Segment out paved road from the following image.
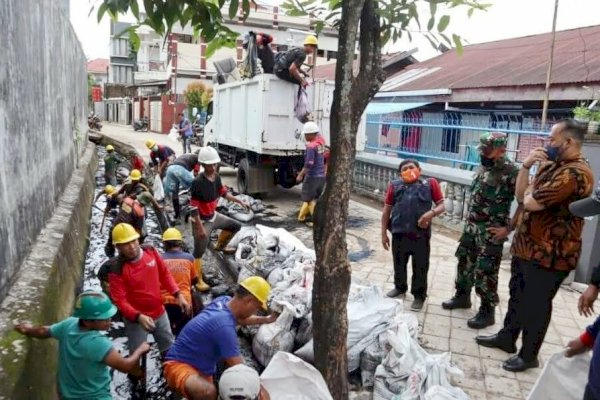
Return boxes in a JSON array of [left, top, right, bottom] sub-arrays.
[[101, 122, 596, 400]]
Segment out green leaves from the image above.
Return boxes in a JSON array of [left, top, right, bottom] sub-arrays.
[[437, 15, 450, 32], [452, 33, 463, 55], [228, 0, 239, 19]]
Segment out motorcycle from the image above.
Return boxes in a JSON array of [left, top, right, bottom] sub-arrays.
[[191, 122, 204, 147], [88, 112, 102, 131], [133, 116, 149, 132]]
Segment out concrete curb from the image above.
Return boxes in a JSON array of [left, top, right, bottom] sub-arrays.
[[0, 142, 98, 400]]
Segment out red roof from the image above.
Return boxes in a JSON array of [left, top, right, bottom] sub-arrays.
[[87, 58, 109, 74], [313, 50, 416, 80], [384, 25, 600, 92]]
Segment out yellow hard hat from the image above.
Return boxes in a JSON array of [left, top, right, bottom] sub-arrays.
[[304, 35, 318, 46], [130, 169, 142, 181], [240, 276, 271, 310], [104, 185, 117, 195], [162, 228, 183, 242], [145, 139, 156, 149], [106, 144, 114, 152], [111, 223, 140, 245]]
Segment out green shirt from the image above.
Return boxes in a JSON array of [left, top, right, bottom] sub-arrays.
[[50, 317, 113, 400], [104, 154, 119, 174]]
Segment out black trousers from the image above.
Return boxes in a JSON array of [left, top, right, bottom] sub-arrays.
[[391, 233, 430, 299], [498, 257, 568, 361], [584, 385, 597, 400], [274, 67, 299, 85]]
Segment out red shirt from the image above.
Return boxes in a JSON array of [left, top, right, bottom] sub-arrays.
[[131, 155, 145, 171], [384, 177, 444, 206], [108, 246, 180, 321], [190, 173, 228, 220]]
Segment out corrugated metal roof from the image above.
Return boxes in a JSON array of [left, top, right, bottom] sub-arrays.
[[384, 25, 600, 92]]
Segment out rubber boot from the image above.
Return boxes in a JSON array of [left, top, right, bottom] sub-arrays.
[[214, 230, 236, 254], [467, 303, 495, 329], [194, 259, 210, 292], [297, 202, 310, 222], [172, 194, 181, 220], [308, 201, 316, 217], [441, 290, 472, 310]]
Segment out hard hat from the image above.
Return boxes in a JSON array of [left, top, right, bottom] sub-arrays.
[[106, 144, 114, 152], [197, 146, 221, 165], [302, 121, 320, 135], [112, 223, 140, 245], [304, 34, 318, 46], [145, 139, 157, 149], [130, 169, 142, 181], [162, 228, 183, 242], [73, 291, 117, 320], [104, 185, 117, 195], [239, 276, 271, 310], [218, 364, 261, 400]]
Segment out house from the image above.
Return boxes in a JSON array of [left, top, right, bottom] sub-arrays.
[[87, 58, 109, 86], [366, 25, 600, 167]]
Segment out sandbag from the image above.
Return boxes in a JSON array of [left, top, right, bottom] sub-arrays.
[[260, 352, 333, 400], [168, 127, 179, 143], [294, 339, 314, 364], [294, 87, 311, 123], [527, 351, 591, 400], [252, 307, 295, 366], [153, 174, 165, 202], [361, 341, 385, 388], [295, 313, 313, 348]]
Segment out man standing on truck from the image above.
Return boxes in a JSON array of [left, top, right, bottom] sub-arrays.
[[273, 35, 318, 88], [296, 121, 326, 223], [189, 146, 249, 292]]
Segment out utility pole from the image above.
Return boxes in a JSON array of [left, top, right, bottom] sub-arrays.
[[541, 0, 559, 129]]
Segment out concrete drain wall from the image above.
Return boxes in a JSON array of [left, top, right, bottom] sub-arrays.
[[0, 142, 98, 400]]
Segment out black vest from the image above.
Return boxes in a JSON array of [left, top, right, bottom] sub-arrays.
[[389, 179, 433, 235]]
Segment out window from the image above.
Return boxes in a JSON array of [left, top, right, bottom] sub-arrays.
[[112, 38, 130, 57], [327, 50, 337, 61], [441, 112, 461, 153], [317, 49, 325, 57]]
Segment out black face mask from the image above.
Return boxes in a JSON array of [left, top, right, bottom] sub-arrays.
[[480, 155, 495, 168]]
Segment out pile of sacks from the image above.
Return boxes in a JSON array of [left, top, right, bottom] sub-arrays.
[[228, 225, 469, 398]]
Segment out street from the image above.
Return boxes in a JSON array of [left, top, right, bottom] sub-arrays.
[[102, 122, 596, 400]]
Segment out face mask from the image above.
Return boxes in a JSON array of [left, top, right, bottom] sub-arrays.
[[480, 155, 495, 168], [401, 168, 421, 183], [152, 145, 158, 152], [545, 144, 562, 162]]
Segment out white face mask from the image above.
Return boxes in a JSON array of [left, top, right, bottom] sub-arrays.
[[152, 145, 158, 152]]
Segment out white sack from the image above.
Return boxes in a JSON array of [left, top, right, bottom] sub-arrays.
[[252, 307, 295, 366], [260, 352, 333, 400], [527, 351, 591, 400], [153, 174, 165, 202]]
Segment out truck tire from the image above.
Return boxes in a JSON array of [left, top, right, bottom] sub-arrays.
[[237, 158, 250, 194]]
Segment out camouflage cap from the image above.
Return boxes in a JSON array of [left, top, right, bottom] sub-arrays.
[[478, 131, 508, 152]]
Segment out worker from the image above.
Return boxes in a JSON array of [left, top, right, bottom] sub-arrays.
[[296, 121, 326, 223], [93, 184, 120, 212], [103, 196, 146, 258], [219, 364, 270, 400], [161, 228, 199, 335], [14, 291, 150, 400], [177, 113, 193, 154], [163, 153, 200, 221], [273, 35, 318, 88], [129, 150, 147, 174], [163, 276, 275, 400], [102, 223, 190, 359], [104, 144, 119, 185], [244, 31, 275, 74], [146, 139, 176, 177], [189, 146, 248, 291]]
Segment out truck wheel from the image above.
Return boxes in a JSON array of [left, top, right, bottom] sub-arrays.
[[237, 158, 250, 194]]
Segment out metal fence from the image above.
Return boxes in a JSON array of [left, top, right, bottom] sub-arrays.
[[365, 111, 558, 168]]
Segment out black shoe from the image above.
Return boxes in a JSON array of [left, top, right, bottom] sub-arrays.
[[410, 298, 425, 311], [502, 355, 539, 372], [467, 305, 495, 329], [475, 333, 517, 353], [386, 288, 406, 298], [441, 293, 472, 310]]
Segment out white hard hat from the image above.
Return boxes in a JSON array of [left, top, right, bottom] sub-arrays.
[[218, 364, 261, 400], [301, 121, 320, 135], [197, 146, 221, 165]]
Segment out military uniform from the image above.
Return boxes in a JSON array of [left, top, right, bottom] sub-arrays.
[[443, 132, 518, 328]]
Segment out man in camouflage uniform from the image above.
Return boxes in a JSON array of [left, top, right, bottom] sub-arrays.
[[442, 132, 519, 329]]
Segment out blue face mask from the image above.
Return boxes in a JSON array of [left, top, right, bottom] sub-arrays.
[[545, 144, 561, 162]]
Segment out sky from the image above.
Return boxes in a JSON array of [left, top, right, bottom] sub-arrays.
[[71, 0, 600, 62]]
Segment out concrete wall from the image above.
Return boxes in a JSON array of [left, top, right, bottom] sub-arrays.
[[0, 0, 88, 303]]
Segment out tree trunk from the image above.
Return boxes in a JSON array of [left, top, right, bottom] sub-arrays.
[[312, 1, 384, 399]]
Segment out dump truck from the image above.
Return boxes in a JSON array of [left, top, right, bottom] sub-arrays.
[[203, 74, 366, 196]]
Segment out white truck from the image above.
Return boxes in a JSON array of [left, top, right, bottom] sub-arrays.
[[203, 74, 366, 196]]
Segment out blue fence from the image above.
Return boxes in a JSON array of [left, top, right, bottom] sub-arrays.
[[365, 111, 556, 168]]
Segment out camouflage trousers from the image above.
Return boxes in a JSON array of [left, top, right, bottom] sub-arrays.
[[454, 241, 503, 306]]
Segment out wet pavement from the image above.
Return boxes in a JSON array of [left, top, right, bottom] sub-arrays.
[[99, 123, 598, 399]]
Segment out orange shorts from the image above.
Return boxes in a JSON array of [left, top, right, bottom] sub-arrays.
[[163, 360, 213, 398]]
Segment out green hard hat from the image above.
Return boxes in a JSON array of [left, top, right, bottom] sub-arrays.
[[73, 291, 117, 320]]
